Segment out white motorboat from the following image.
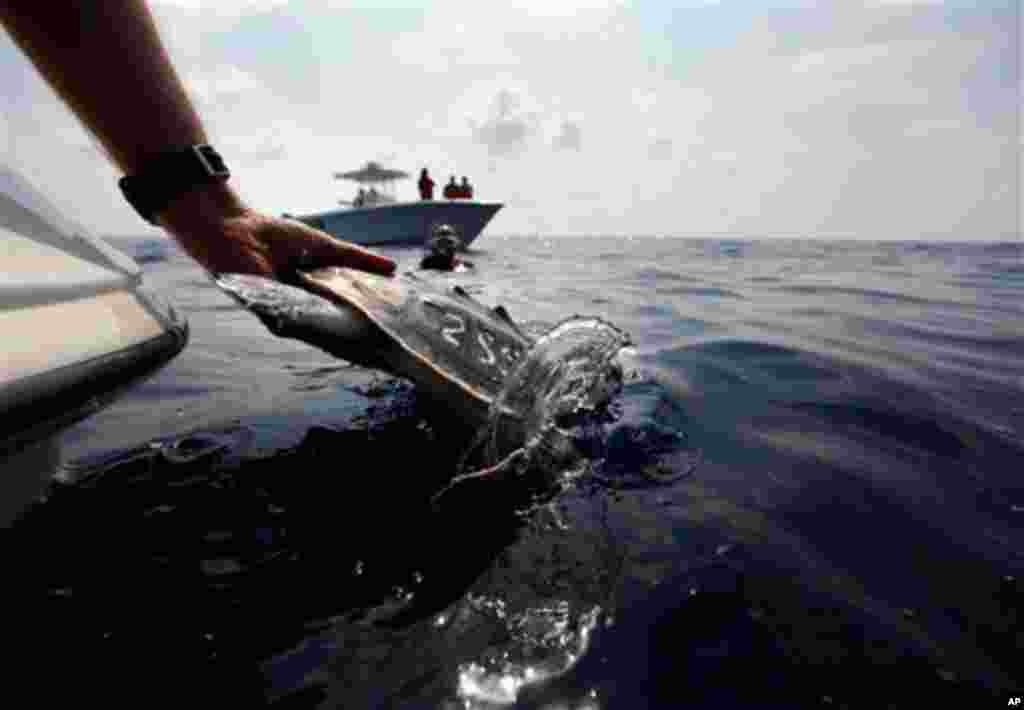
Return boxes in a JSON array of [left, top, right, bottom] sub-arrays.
[[1, 164, 187, 524], [284, 161, 502, 248]]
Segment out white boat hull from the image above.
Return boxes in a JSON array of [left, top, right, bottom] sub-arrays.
[[1, 164, 187, 523], [289, 201, 502, 248]]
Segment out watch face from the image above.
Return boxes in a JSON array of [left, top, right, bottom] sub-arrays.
[[193, 145, 230, 178], [119, 146, 231, 224]]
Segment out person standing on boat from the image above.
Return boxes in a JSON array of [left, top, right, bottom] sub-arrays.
[[443, 175, 458, 200], [0, 2, 395, 281], [460, 176, 473, 200], [418, 168, 435, 200], [354, 187, 366, 207]]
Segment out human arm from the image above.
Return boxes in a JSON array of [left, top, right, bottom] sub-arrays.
[[0, 1, 395, 277]]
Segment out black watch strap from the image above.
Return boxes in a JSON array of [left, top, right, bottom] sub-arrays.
[[118, 145, 230, 225]]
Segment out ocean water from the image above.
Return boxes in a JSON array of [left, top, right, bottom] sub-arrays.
[[6, 235, 1023, 708]]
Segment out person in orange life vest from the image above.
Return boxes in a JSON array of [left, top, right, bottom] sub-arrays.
[[460, 176, 473, 200], [443, 175, 458, 199], [418, 168, 435, 200]]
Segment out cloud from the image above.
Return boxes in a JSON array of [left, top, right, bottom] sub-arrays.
[[498, 0, 626, 17], [185, 65, 267, 109], [0, 109, 9, 160], [182, 66, 296, 166], [472, 89, 538, 157], [474, 116, 531, 157], [631, 89, 658, 114], [154, 0, 289, 19], [1, 0, 1016, 239], [903, 117, 964, 138], [552, 120, 582, 151], [790, 42, 902, 75], [223, 133, 288, 165], [647, 137, 673, 161]]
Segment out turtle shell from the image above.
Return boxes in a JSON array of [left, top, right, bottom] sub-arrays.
[[298, 267, 533, 421]]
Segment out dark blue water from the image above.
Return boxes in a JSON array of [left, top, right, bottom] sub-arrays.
[[6, 236, 1023, 708]]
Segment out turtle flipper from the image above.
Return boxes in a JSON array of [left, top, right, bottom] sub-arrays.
[[491, 304, 534, 342], [448, 285, 532, 343], [492, 305, 513, 323]]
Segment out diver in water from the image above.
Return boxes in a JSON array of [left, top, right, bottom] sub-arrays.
[[420, 225, 473, 271]]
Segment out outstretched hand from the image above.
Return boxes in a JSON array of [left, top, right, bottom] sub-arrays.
[[158, 184, 396, 279]]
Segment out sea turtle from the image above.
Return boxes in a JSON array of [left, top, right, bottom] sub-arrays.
[[216, 267, 630, 474], [216, 267, 533, 432]]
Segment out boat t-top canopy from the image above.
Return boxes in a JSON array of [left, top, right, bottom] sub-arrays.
[[333, 161, 410, 184]]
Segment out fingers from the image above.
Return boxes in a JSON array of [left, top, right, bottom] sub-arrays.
[[335, 242, 397, 275], [173, 211, 395, 280], [291, 223, 396, 276]]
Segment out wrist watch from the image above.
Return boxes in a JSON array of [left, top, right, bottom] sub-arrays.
[[118, 144, 230, 225]]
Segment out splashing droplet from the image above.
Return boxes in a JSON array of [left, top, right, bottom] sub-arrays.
[[450, 317, 631, 488]]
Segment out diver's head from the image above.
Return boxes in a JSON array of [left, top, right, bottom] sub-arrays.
[[432, 223, 457, 238], [429, 224, 460, 253]]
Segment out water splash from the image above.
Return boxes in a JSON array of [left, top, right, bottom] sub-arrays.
[[445, 317, 632, 492], [53, 426, 253, 485]]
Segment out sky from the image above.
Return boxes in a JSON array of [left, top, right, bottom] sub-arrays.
[[0, 0, 1019, 240]]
